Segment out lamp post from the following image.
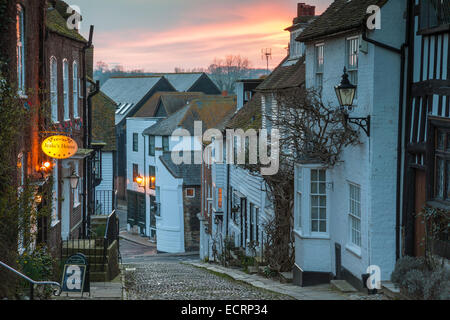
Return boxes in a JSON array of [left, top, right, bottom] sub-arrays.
[[335, 67, 370, 137]]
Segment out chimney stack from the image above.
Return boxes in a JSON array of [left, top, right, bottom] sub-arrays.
[[297, 2, 315, 17]]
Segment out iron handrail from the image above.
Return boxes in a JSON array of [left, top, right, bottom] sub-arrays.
[[0, 260, 61, 299]]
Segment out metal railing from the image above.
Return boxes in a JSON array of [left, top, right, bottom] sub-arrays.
[[95, 190, 116, 215], [0, 260, 61, 300]]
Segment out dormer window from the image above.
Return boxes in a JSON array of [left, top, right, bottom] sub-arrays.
[[290, 29, 305, 59]]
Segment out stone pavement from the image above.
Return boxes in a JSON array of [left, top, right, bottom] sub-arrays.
[[186, 261, 364, 300], [119, 230, 156, 248], [122, 261, 293, 300]]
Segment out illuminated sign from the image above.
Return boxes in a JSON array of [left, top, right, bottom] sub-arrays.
[[41, 135, 78, 159]]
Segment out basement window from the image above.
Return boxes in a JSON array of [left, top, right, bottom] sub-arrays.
[[186, 188, 195, 198]]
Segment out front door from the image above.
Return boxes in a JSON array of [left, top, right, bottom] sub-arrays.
[[127, 191, 146, 235]]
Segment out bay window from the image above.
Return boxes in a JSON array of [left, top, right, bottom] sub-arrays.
[[433, 126, 450, 203], [310, 169, 327, 233], [294, 165, 329, 237]]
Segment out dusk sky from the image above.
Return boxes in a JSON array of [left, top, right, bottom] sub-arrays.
[[70, 0, 332, 72]]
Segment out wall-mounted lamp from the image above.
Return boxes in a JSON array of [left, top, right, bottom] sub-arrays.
[[40, 161, 53, 177], [135, 175, 144, 187], [35, 195, 42, 204], [67, 169, 80, 190], [335, 67, 370, 137]]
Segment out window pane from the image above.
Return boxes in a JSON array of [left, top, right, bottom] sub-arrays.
[[311, 207, 318, 219], [311, 220, 318, 232], [319, 182, 326, 194], [311, 169, 318, 181], [319, 221, 327, 233], [311, 182, 317, 194], [319, 208, 326, 220]]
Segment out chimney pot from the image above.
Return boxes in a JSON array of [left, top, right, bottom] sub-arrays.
[[298, 2, 315, 17]]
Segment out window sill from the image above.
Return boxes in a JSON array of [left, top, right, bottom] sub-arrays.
[[18, 93, 28, 99], [294, 229, 330, 240], [345, 243, 362, 258], [73, 203, 81, 209]]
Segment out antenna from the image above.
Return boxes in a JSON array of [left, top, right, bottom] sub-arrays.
[[261, 48, 272, 74]]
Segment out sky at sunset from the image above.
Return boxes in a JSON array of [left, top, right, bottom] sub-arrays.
[[71, 0, 332, 72]]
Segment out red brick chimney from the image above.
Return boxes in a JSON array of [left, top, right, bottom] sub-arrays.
[[297, 2, 315, 17]]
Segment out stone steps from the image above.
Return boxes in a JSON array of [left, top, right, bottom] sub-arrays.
[[330, 280, 358, 293]]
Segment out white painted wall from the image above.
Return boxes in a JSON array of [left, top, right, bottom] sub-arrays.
[[155, 156, 185, 253], [295, 0, 406, 281]]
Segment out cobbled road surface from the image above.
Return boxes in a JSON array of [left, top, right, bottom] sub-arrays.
[[123, 261, 293, 300]]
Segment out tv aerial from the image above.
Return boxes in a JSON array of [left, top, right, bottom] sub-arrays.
[[261, 48, 272, 74]]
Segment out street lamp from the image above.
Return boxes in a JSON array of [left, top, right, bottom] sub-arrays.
[[335, 67, 370, 137], [68, 169, 80, 190]]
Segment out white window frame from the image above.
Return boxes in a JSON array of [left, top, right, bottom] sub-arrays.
[[73, 61, 79, 118], [294, 164, 330, 239], [17, 4, 26, 95], [347, 182, 362, 251], [315, 43, 324, 94], [346, 36, 360, 100], [186, 188, 195, 198], [50, 56, 58, 123], [294, 166, 303, 231], [63, 59, 70, 120]]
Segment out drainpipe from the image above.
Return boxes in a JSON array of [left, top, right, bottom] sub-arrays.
[[82, 25, 94, 237], [142, 132, 148, 237], [362, 4, 411, 261]]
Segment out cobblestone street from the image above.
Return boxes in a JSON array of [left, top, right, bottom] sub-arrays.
[[123, 261, 293, 300]]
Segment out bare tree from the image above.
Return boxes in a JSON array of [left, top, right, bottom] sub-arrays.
[[207, 55, 251, 93], [240, 86, 360, 272]]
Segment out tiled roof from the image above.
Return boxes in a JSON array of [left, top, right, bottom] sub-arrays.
[[133, 92, 205, 118], [256, 56, 305, 91], [159, 152, 202, 186], [143, 96, 237, 136], [297, 0, 388, 42], [91, 90, 117, 151], [100, 76, 169, 125], [46, 2, 88, 43], [226, 92, 262, 131], [149, 73, 205, 92]]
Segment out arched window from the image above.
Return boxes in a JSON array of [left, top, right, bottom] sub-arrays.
[[73, 61, 79, 118], [63, 59, 69, 120], [50, 56, 58, 122], [16, 5, 25, 94]]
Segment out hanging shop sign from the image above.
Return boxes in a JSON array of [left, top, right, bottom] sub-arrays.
[[42, 135, 78, 159]]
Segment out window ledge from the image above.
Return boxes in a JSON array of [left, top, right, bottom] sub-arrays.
[[18, 93, 28, 99], [345, 243, 362, 258], [73, 203, 81, 209], [294, 229, 330, 240]]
